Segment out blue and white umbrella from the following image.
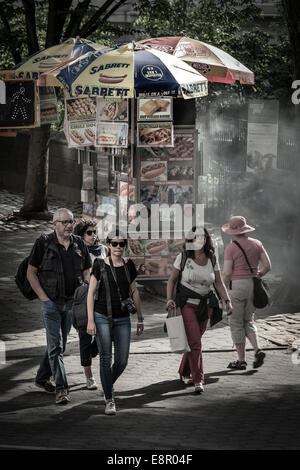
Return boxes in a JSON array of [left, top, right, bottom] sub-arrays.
[[14, 37, 109, 81], [51, 42, 208, 99]]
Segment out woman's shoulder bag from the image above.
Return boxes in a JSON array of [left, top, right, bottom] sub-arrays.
[[232, 240, 270, 309]]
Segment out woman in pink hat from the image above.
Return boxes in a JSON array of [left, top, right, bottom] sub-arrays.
[[221, 216, 271, 370]]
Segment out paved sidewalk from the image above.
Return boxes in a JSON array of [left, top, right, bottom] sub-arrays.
[[0, 196, 300, 451]]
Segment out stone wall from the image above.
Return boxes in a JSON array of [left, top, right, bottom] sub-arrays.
[[0, 131, 82, 202]]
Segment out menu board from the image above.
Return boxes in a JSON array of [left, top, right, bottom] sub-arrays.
[[66, 96, 96, 121], [0, 80, 37, 128], [137, 122, 173, 147], [137, 97, 172, 121], [128, 131, 195, 279], [64, 96, 96, 147], [39, 86, 59, 125], [96, 121, 128, 147], [140, 132, 195, 203], [67, 121, 96, 147], [97, 98, 128, 121]]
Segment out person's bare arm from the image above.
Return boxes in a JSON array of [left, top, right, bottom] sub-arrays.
[[222, 259, 233, 287], [27, 264, 49, 301], [214, 270, 233, 315], [166, 266, 180, 310], [258, 250, 271, 277], [86, 274, 98, 336]]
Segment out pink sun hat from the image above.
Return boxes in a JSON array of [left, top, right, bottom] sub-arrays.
[[221, 216, 255, 235]]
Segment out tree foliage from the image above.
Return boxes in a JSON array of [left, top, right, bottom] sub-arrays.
[[133, 0, 293, 106]]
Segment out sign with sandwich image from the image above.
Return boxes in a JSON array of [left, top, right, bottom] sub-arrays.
[[97, 98, 128, 121], [39, 99, 59, 124], [67, 121, 96, 147], [138, 97, 172, 121], [65, 96, 96, 121], [96, 121, 128, 147], [137, 122, 174, 147]]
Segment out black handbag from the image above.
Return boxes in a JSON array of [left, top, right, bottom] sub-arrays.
[[232, 241, 270, 309]]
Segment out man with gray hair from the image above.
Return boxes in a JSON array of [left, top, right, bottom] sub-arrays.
[[27, 208, 91, 404]]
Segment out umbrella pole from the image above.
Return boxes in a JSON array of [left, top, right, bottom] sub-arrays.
[[130, 97, 134, 177]]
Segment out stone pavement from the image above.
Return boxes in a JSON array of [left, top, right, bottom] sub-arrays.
[[0, 191, 300, 451]]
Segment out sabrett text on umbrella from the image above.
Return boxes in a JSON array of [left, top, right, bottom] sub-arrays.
[[32, 54, 68, 63], [17, 71, 42, 79], [89, 63, 130, 74], [75, 85, 130, 97], [181, 82, 208, 95]]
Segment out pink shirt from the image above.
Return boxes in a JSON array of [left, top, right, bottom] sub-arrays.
[[224, 236, 264, 280]]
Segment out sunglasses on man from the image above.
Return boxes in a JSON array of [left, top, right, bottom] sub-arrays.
[[86, 230, 97, 236], [110, 241, 126, 248]]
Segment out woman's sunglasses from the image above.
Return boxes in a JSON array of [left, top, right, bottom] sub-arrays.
[[86, 230, 96, 236], [110, 241, 126, 248]]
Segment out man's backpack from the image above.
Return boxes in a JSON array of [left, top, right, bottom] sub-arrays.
[[15, 256, 37, 300], [70, 281, 90, 330], [15, 234, 49, 300]]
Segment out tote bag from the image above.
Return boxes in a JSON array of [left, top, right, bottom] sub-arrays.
[[165, 308, 191, 353]]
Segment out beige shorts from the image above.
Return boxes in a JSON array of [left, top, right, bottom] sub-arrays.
[[228, 278, 257, 344]]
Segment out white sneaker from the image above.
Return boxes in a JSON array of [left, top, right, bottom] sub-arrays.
[[194, 383, 204, 393], [86, 377, 98, 390], [105, 399, 116, 415], [56, 389, 70, 405]]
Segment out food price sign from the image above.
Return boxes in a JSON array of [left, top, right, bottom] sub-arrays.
[[0, 80, 38, 128]]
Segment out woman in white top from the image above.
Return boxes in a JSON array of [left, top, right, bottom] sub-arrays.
[[167, 226, 232, 393]]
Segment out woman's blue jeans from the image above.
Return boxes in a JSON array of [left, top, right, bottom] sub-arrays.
[[94, 312, 131, 400]]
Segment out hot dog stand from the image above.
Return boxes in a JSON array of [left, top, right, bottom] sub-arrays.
[[76, 96, 200, 281], [23, 41, 208, 282]]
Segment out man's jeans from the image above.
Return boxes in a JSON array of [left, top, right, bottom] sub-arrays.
[[94, 312, 131, 400], [36, 299, 72, 392]]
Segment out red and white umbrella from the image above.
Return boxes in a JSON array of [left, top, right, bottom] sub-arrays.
[[138, 36, 254, 85]]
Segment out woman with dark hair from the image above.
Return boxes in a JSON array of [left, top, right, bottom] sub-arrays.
[[167, 226, 232, 393], [87, 228, 144, 415], [73, 219, 107, 391], [74, 219, 107, 263]]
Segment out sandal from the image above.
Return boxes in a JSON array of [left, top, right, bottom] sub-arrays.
[[253, 350, 265, 368], [227, 360, 247, 370]]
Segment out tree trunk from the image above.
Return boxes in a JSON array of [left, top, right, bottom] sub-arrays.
[[19, 125, 51, 219]]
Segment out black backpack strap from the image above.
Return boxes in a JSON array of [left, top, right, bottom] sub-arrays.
[[176, 251, 188, 294], [210, 254, 221, 300], [232, 240, 254, 274], [211, 254, 216, 269]]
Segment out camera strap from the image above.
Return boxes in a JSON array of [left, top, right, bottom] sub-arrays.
[[109, 256, 132, 301], [98, 259, 114, 339]]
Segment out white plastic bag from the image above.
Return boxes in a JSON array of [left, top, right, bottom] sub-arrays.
[[166, 308, 190, 353]]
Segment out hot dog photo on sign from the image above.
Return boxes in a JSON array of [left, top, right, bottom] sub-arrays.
[[140, 161, 167, 181], [68, 122, 96, 148], [137, 122, 174, 147], [145, 240, 168, 255]]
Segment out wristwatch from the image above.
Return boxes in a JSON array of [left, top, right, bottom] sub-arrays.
[[137, 316, 144, 322]]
